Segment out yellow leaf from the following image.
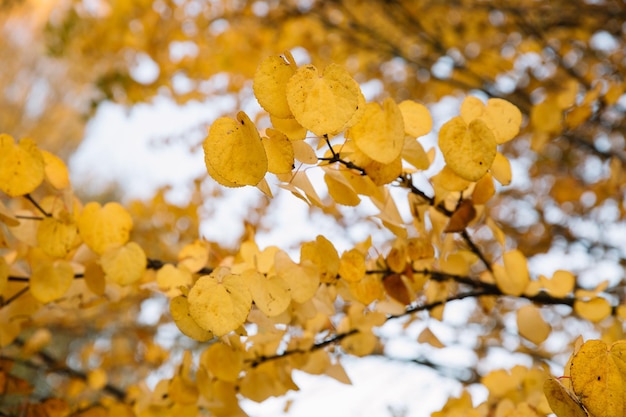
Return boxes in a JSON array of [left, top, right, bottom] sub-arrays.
[[170, 295, 213, 342], [339, 249, 366, 283], [37, 214, 78, 258], [0, 257, 8, 296], [398, 100, 432, 137], [340, 330, 377, 356], [156, 264, 193, 297], [100, 242, 147, 286], [262, 129, 295, 174], [418, 327, 445, 348], [87, 368, 108, 390], [203, 111, 268, 187], [472, 173, 495, 204], [570, 339, 626, 417], [349, 98, 405, 164], [286, 63, 364, 136], [541, 270, 575, 298], [544, 377, 589, 417], [300, 235, 340, 284], [177, 240, 209, 273], [439, 116, 497, 182], [482, 98, 523, 144], [84, 261, 105, 296], [402, 137, 430, 170], [0, 135, 45, 197], [460, 96, 485, 124], [242, 269, 291, 317], [324, 171, 361, 206], [253, 55, 296, 118], [239, 361, 296, 402], [30, 260, 74, 303], [78, 202, 133, 255], [41, 150, 70, 189], [187, 267, 252, 336], [499, 249, 530, 296], [531, 99, 562, 134], [169, 374, 199, 405], [431, 165, 472, 192], [275, 252, 320, 303], [270, 114, 307, 141], [0, 200, 20, 227], [200, 342, 244, 382], [349, 273, 384, 304], [363, 154, 402, 186], [574, 297, 611, 323], [517, 305, 551, 345], [491, 152, 512, 185], [292, 139, 318, 164]]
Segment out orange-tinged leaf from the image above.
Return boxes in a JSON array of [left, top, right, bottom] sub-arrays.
[[78, 202, 133, 255], [242, 269, 291, 317], [203, 112, 268, 187], [100, 242, 147, 286], [0, 257, 8, 296], [87, 368, 108, 390], [472, 173, 495, 204], [0, 135, 45, 197], [30, 260, 74, 303], [286, 63, 364, 136], [517, 304, 551, 345], [253, 55, 296, 118], [37, 214, 78, 258], [444, 199, 476, 233], [170, 295, 213, 342], [262, 129, 294, 174], [383, 273, 411, 305], [200, 342, 244, 382], [349, 273, 384, 305], [187, 267, 252, 336], [349, 98, 405, 164], [496, 249, 530, 296], [574, 298, 611, 323], [398, 100, 432, 137], [570, 340, 626, 417], [439, 116, 497, 182], [544, 377, 589, 417], [41, 149, 70, 189]]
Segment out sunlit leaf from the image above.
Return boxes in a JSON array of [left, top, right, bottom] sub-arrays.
[[170, 295, 213, 342], [37, 213, 78, 258], [544, 377, 589, 417], [0, 135, 44, 197], [242, 269, 291, 317], [100, 242, 147, 286], [262, 128, 295, 174], [41, 149, 70, 189], [517, 304, 550, 345], [398, 100, 432, 137], [253, 54, 296, 118], [30, 260, 74, 303], [200, 342, 244, 382], [78, 202, 133, 255]]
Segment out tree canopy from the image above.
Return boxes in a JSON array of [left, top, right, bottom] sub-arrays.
[[2, 0, 626, 416]]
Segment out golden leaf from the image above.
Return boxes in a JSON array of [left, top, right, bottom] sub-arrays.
[[544, 377, 589, 417], [0, 135, 45, 197], [170, 295, 213, 342], [398, 100, 432, 138], [253, 54, 296, 118], [242, 269, 291, 317], [37, 214, 78, 258], [100, 242, 147, 286], [275, 252, 320, 303], [187, 267, 252, 336], [287, 63, 364, 136], [78, 202, 133, 255], [517, 304, 551, 345], [30, 260, 74, 303], [203, 111, 268, 187], [41, 149, 70, 189], [574, 297, 611, 323], [338, 249, 366, 283], [200, 343, 244, 382], [262, 128, 295, 174]]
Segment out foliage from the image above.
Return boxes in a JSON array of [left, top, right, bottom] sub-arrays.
[[2, 0, 626, 416]]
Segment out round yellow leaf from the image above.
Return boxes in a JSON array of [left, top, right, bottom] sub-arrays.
[[187, 267, 252, 336], [170, 295, 213, 342], [203, 112, 268, 187], [242, 270, 291, 317], [324, 171, 360, 206], [402, 137, 430, 170], [460, 96, 485, 124], [253, 55, 296, 118], [270, 114, 307, 141], [570, 339, 626, 417], [439, 116, 497, 182], [78, 202, 133, 255], [37, 215, 78, 258], [338, 249, 366, 283], [200, 342, 244, 382], [363, 154, 402, 186], [0, 135, 45, 197], [574, 297, 611, 323], [100, 242, 147, 286], [177, 240, 209, 273], [262, 129, 295, 174], [543, 270, 575, 298], [349, 99, 405, 164], [483, 98, 523, 144], [398, 100, 432, 137], [516, 304, 551, 345], [30, 260, 74, 303], [275, 251, 320, 303], [286, 63, 364, 136], [544, 377, 589, 417], [157, 264, 193, 297], [41, 150, 70, 189]]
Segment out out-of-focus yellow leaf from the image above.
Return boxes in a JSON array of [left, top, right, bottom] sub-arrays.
[[239, 361, 296, 402], [574, 297, 611, 323], [531, 99, 562, 134], [349, 99, 405, 164], [253, 54, 296, 118], [270, 114, 307, 141], [203, 111, 268, 187], [242, 269, 291, 317], [502, 249, 530, 296], [177, 240, 209, 273], [200, 342, 244, 382], [187, 267, 252, 336], [286, 63, 364, 136], [0, 257, 8, 296], [87, 369, 107, 390], [84, 261, 105, 296], [570, 339, 626, 417], [517, 304, 551, 345], [402, 137, 430, 170], [78, 202, 133, 255], [540, 270, 575, 298], [339, 249, 366, 283], [472, 173, 495, 204], [544, 377, 589, 417], [37, 214, 78, 258], [275, 252, 320, 303], [30, 260, 74, 303], [170, 295, 213, 342], [100, 242, 147, 286], [340, 330, 377, 356], [300, 235, 340, 284], [398, 100, 432, 137], [41, 149, 70, 189], [262, 129, 294, 174], [157, 264, 193, 297], [418, 327, 445, 348], [439, 116, 496, 182], [0, 135, 45, 197], [491, 152, 512, 185]]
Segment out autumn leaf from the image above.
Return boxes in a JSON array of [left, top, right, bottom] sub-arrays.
[[78, 202, 133, 255], [544, 377, 589, 417], [100, 241, 147, 286], [253, 54, 297, 118], [0, 134, 45, 197]]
